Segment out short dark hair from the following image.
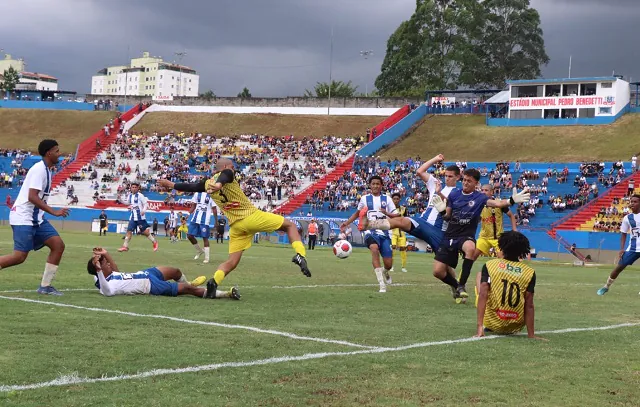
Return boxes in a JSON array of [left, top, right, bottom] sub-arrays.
[[498, 231, 531, 261], [463, 168, 481, 181], [87, 258, 98, 276], [391, 192, 401, 199], [631, 194, 640, 200], [368, 175, 383, 185], [38, 139, 58, 157], [445, 165, 460, 175], [130, 181, 140, 186]]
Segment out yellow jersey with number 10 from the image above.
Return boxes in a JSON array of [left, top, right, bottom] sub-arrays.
[[204, 172, 257, 225]]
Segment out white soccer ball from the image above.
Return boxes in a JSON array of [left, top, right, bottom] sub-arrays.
[[333, 240, 352, 259]]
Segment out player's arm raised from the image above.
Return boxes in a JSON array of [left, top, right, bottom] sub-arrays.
[[507, 209, 518, 231], [92, 255, 115, 297], [416, 154, 444, 183], [93, 247, 119, 272], [158, 178, 206, 193], [28, 188, 69, 218], [486, 188, 530, 209]]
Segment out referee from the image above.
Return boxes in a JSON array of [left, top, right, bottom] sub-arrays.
[[99, 210, 108, 236], [216, 216, 227, 244]]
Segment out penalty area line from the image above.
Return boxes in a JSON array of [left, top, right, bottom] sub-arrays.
[[1, 321, 638, 393], [0, 295, 381, 350]]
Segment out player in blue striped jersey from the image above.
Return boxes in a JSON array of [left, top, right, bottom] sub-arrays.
[[187, 191, 219, 263], [597, 194, 640, 295], [341, 175, 396, 293], [118, 182, 158, 252]]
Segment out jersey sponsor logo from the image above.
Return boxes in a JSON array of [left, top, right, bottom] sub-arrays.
[[497, 262, 523, 274], [496, 309, 519, 320], [223, 202, 241, 210], [482, 216, 497, 224]]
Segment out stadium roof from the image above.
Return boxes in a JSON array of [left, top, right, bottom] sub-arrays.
[[507, 76, 619, 85], [21, 71, 58, 80], [484, 90, 510, 104]]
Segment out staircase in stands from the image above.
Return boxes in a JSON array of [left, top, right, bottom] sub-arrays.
[[276, 154, 355, 215], [551, 171, 640, 233], [51, 104, 147, 190]]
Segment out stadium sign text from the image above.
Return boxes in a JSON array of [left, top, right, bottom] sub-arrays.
[[153, 95, 174, 101], [510, 96, 615, 109]]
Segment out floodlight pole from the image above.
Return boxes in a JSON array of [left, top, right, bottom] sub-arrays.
[[328, 26, 334, 116], [360, 50, 373, 96], [175, 51, 187, 99]]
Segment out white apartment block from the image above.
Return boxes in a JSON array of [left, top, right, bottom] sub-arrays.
[[91, 51, 199, 98]]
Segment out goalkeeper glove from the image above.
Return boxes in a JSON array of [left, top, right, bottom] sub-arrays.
[[432, 195, 447, 215], [509, 187, 530, 205]]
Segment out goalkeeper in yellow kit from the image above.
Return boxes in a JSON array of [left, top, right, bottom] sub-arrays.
[[158, 158, 311, 298]]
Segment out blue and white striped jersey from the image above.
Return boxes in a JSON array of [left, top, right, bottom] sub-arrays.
[[357, 193, 396, 238], [420, 176, 455, 232], [621, 213, 640, 252], [128, 192, 148, 221], [189, 192, 217, 225]]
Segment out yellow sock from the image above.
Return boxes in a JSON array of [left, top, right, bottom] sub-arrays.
[[401, 250, 407, 268], [474, 285, 479, 308], [213, 269, 226, 285], [292, 241, 306, 257]]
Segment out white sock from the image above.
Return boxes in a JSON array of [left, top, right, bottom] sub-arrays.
[[216, 289, 230, 298], [177, 274, 188, 283], [374, 267, 385, 284], [147, 234, 156, 243], [605, 277, 616, 288], [193, 243, 203, 253], [41, 263, 58, 287], [123, 237, 130, 248], [204, 247, 210, 260]]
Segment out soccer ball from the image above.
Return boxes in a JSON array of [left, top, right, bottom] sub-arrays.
[[333, 240, 352, 259]]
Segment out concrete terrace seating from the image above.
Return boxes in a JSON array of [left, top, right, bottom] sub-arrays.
[[48, 132, 357, 210], [299, 159, 624, 230]]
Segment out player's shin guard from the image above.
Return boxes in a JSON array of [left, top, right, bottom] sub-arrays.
[[213, 269, 226, 285], [458, 258, 474, 287], [292, 240, 306, 257], [41, 263, 58, 287], [440, 273, 458, 289]]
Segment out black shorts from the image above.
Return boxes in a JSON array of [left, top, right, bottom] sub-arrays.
[[217, 227, 224, 235], [434, 236, 475, 268]]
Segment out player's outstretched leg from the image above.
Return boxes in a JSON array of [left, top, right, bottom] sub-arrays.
[[598, 264, 627, 295], [280, 219, 311, 277]]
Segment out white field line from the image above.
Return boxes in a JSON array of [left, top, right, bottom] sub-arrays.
[[1, 321, 638, 393], [0, 295, 380, 350], [0, 281, 634, 295]]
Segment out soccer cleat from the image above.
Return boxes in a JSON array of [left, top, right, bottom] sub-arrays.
[[292, 254, 312, 277], [190, 276, 207, 287], [456, 286, 469, 304], [37, 285, 63, 296], [194, 251, 203, 260], [153, 241, 159, 252], [390, 267, 395, 272], [205, 278, 218, 299], [451, 286, 459, 299], [597, 287, 609, 296], [401, 268, 408, 273], [383, 269, 392, 285], [230, 286, 241, 300], [117, 247, 129, 252], [203, 259, 209, 264], [357, 206, 369, 231]]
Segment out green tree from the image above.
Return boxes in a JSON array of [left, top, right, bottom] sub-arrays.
[[199, 89, 216, 100], [375, 0, 547, 95], [237, 87, 252, 98], [0, 66, 20, 94], [459, 0, 549, 88], [304, 80, 358, 98]]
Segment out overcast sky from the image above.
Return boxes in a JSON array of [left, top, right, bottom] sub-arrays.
[[1, 0, 638, 96]]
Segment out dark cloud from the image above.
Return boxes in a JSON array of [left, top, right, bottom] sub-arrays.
[[1, 0, 638, 96]]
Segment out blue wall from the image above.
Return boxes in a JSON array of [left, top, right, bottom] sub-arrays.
[[0, 100, 95, 111], [356, 105, 427, 157], [488, 103, 630, 127], [557, 230, 624, 250]]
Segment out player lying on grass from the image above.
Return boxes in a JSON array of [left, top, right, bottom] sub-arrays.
[[597, 194, 640, 296], [158, 158, 311, 299], [87, 248, 240, 299], [475, 231, 544, 340]]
